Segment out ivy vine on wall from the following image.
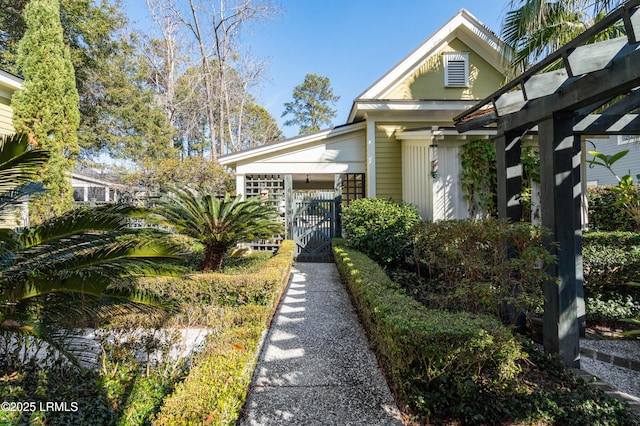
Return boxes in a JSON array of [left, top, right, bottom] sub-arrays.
[[460, 140, 541, 220], [461, 139, 497, 217]]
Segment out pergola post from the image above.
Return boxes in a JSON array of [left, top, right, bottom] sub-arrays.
[[538, 112, 581, 368], [573, 135, 586, 337], [495, 128, 522, 222]]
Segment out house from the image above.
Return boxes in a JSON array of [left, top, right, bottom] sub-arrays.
[[0, 69, 22, 134], [0, 69, 28, 228], [219, 9, 508, 259], [585, 135, 640, 186], [1, 70, 123, 229], [71, 170, 123, 205]]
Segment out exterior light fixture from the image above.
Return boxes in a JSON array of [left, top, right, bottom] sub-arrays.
[[430, 126, 439, 178]]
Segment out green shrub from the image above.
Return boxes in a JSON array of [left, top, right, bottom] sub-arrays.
[[412, 218, 552, 318], [587, 185, 636, 231], [332, 239, 522, 422], [583, 231, 640, 292], [341, 198, 421, 266], [152, 241, 294, 425], [333, 240, 639, 425], [136, 250, 289, 309], [586, 292, 640, 321]]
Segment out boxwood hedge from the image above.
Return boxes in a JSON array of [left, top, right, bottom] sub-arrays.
[[152, 240, 294, 425], [332, 239, 522, 421]]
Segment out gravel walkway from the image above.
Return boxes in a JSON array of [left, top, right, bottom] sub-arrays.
[[579, 339, 640, 403], [239, 262, 403, 425]]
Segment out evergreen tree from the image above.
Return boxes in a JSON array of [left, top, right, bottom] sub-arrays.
[[12, 0, 80, 223], [282, 73, 340, 135]]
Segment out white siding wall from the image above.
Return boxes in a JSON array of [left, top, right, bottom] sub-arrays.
[[401, 140, 432, 219]]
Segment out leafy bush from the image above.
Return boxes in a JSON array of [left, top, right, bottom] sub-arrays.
[[152, 241, 294, 425], [583, 231, 640, 292], [333, 240, 639, 425], [411, 218, 553, 319], [333, 239, 522, 422], [586, 292, 640, 322], [587, 185, 637, 231], [341, 197, 421, 266]]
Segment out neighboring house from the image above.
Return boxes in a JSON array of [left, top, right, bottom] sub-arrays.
[[585, 135, 640, 186], [0, 69, 27, 228], [71, 171, 123, 205], [0, 69, 22, 134], [1, 70, 123, 229], [219, 9, 508, 259]]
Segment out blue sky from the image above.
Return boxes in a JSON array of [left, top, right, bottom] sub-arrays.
[[126, 1, 509, 138]]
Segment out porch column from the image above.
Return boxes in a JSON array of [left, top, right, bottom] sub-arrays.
[[495, 127, 522, 222], [236, 175, 246, 200], [366, 119, 376, 197], [285, 174, 293, 240], [83, 185, 89, 202], [105, 186, 110, 202], [334, 174, 342, 238], [538, 112, 581, 368]]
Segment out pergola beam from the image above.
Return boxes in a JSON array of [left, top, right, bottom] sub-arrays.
[[499, 46, 640, 132]]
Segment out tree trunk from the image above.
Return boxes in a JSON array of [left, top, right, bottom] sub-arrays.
[[203, 244, 227, 272]]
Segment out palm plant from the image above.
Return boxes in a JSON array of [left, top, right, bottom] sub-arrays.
[[0, 133, 179, 340], [502, 0, 625, 73], [152, 188, 282, 272]]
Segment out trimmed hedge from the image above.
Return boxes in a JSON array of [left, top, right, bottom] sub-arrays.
[[137, 251, 291, 309], [152, 240, 294, 425], [332, 239, 522, 421]]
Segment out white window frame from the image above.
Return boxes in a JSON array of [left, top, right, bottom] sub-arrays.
[[444, 52, 469, 87], [618, 134, 640, 145]]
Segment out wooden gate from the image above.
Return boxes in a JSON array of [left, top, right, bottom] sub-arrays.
[[292, 192, 340, 262]]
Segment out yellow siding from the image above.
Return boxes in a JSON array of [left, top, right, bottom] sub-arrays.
[[387, 38, 504, 100], [374, 124, 402, 200], [0, 100, 13, 135]]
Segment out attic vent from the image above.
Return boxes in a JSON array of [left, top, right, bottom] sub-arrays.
[[444, 52, 469, 87]]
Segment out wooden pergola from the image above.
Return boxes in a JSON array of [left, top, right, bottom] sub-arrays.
[[454, 0, 640, 367]]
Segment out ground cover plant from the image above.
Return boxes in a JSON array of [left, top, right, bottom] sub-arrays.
[[333, 239, 639, 425]]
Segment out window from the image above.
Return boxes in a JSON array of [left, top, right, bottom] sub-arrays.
[[444, 52, 469, 87], [618, 135, 640, 145]]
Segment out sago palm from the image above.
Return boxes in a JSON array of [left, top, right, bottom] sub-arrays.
[[502, 0, 625, 73], [0, 133, 179, 339], [153, 188, 282, 272]]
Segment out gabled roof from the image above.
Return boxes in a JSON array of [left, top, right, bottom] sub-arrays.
[[348, 9, 508, 123], [0, 69, 23, 99], [219, 122, 365, 168]]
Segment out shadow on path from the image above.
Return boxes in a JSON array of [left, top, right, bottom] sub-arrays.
[[239, 262, 402, 425]]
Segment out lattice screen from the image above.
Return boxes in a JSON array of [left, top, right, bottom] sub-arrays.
[[340, 173, 365, 206]]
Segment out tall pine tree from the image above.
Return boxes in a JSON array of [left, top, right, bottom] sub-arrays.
[[12, 0, 80, 223]]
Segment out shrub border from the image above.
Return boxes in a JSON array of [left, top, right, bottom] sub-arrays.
[[153, 241, 294, 425], [332, 238, 521, 420]]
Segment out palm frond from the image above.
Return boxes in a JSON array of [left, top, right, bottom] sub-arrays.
[[501, 0, 623, 72], [0, 133, 49, 195]]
